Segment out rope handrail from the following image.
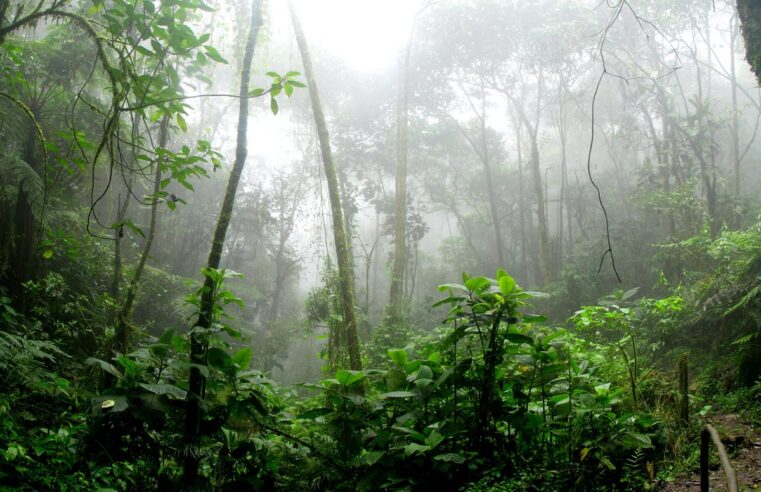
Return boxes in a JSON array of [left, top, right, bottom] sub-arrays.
[[701, 423, 739, 492]]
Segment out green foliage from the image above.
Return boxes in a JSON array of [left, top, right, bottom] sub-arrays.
[[279, 270, 661, 490]]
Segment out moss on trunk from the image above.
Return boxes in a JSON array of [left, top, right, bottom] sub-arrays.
[[738, 0, 761, 84]]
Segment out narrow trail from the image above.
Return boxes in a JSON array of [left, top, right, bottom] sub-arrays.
[[661, 414, 761, 491]]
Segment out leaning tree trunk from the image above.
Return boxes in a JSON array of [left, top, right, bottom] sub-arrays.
[[181, 0, 263, 487], [288, 1, 362, 371], [737, 0, 761, 84]]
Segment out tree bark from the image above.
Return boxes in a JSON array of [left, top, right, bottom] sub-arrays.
[[181, 0, 263, 487], [287, 1, 362, 371], [730, 14, 742, 196], [388, 41, 411, 321], [112, 114, 168, 357], [506, 85, 550, 286], [737, 0, 761, 84]]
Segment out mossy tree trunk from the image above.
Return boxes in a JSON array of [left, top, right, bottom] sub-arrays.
[[181, 0, 263, 487], [112, 114, 168, 358], [388, 41, 411, 322], [288, 1, 362, 371], [737, 0, 761, 84]]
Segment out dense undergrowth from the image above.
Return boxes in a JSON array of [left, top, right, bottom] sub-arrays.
[[1, 2, 761, 489], [2, 220, 761, 490]]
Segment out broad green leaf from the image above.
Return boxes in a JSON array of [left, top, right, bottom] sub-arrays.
[[498, 274, 516, 295], [387, 348, 408, 367], [334, 369, 365, 386], [434, 453, 465, 464], [207, 347, 232, 372], [403, 443, 430, 456], [204, 45, 228, 64], [437, 283, 467, 293], [465, 276, 490, 293], [86, 357, 122, 378], [358, 450, 385, 465], [425, 431, 444, 448], [505, 333, 533, 345], [626, 432, 653, 448], [522, 314, 547, 323], [92, 395, 128, 412], [231, 347, 253, 370], [621, 287, 640, 301], [417, 365, 433, 380], [414, 379, 432, 390], [431, 295, 465, 308], [379, 391, 416, 399], [139, 383, 186, 399], [122, 219, 145, 238]]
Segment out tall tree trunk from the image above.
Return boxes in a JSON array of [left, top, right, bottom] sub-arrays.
[[730, 14, 742, 196], [112, 114, 168, 357], [109, 190, 130, 325], [529, 126, 550, 286], [8, 121, 41, 310], [557, 83, 568, 272], [181, 1, 262, 487], [512, 112, 530, 285], [288, 1, 362, 371], [264, 200, 296, 373], [458, 78, 506, 269], [388, 41, 411, 321], [481, 116, 505, 269], [509, 91, 550, 285], [8, 185, 35, 310]]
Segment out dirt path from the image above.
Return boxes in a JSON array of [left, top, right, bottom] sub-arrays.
[[661, 414, 761, 492]]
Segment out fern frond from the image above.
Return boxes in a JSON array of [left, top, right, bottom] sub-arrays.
[[0, 155, 44, 218], [0, 331, 66, 386]]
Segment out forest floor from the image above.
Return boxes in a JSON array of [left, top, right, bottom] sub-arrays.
[[660, 414, 761, 491]]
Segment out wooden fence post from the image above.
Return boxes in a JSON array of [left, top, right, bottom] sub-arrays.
[[700, 424, 739, 492]]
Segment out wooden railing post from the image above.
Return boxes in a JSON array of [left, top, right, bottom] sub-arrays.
[[700, 423, 739, 492], [700, 427, 709, 491]]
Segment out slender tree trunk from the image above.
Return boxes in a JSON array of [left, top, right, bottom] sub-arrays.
[[509, 92, 550, 285], [181, 1, 262, 487], [288, 1, 362, 371], [460, 79, 505, 269], [512, 114, 529, 285], [481, 127, 505, 269], [109, 189, 130, 325], [389, 41, 411, 321], [527, 124, 550, 286], [730, 14, 741, 196], [265, 206, 295, 373], [113, 114, 168, 356], [557, 83, 570, 268]]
